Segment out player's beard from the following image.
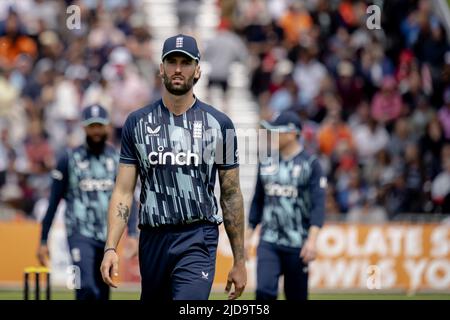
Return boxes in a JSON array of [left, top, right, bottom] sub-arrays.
[[162, 71, 195, 96], [86, 134, 107, 155]]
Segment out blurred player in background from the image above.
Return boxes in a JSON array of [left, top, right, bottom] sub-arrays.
[[37, 104, 138, 300], [247, 110, 326, 300], [100, 34, 247, 300]]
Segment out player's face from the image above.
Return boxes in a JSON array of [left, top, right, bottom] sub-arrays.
[[160, 54, 200, 96], [84, 123, 108, 144], [278, 132, 296, 150]]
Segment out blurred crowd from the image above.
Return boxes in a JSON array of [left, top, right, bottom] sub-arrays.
[[0, 0, 449, 221], [218, 0, 450, 220], [0, 0, 156, 219]]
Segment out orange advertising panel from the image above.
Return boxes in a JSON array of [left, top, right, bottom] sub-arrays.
[[1, 222, 449, 293], [0, 221, 41, 284], [212, 223, 450, 292], [308, 223, 450, 291]]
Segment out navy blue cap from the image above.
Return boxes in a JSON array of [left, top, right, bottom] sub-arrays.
[[162, 34, 201, 62], [81, 104, 110, 126], [260, 110, 302, 133]]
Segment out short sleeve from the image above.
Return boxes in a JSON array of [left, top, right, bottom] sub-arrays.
[[309, 158, 326, 228], [119, 115, 138, 164], [215, 115, 239, 170]]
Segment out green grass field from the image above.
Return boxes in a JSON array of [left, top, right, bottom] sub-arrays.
[[0, 289, 449, 300]]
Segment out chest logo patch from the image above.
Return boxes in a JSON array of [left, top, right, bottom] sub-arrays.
[[76, 160, 89, 170], [193, 121, 202, 139], [146, 124, 161, 137], [106, 158, 115, 172], [292, 165, 302, 178]]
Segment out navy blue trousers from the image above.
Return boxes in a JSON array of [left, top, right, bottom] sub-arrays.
[[67, 234, 110, 300], [139, 222, 219, 301], [256, 240, 308, 300]]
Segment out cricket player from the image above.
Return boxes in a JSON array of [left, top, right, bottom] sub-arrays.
[[247, 110, 326, 300], [100, 34, 247, 300], [37, 104, 138, 300]]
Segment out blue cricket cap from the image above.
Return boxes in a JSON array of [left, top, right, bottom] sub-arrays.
[[162, 34, 201, 62], [81, 104, 110, 126], [260, 110, 302, 133]]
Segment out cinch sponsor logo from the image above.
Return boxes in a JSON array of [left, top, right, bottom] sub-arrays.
[[79, 179, 115, 191], [265, 183, 298, 198], [148, 146, 200, 166]]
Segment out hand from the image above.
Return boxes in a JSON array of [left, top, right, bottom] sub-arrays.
[[100, 250, 119, 288], [300, 237, 317, 263], [124, 237, 139, 259], [225, 263, 247, 300], [37, 244, 50, 267]]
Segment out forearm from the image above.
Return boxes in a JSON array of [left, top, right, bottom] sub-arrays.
[[41, 181, 65, 243], [221, 191, 245, 265], [307, 225, 320, 242], [126, 199, 139, 237], [105, 188, 134, 249]]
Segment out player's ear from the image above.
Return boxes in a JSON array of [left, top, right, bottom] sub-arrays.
[[194, 63, 201, 82], [159, 63, 164, 77]]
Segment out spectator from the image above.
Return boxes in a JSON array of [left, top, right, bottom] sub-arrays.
[[278, 2, 313, 48], [0, 67, 19, 122], [420, 118, 448, 179], [82, 75, 114, 114], [324, 184, 340, 220], [346, 192, 388, 224], [438, 89, 450, 139], [203, 19, 249, 111], [268, 75, 298, 113], [0, 127, 11, 188], [250, 49, 277, 99], [402, 143, 427, 213], [335, 167, 367, 214], [105, 47, 150, 142], [0, 152, 23, 215], [335, 60, 364, 120], [353, 117, 389, 165], [9, 53, 33, 93], [239, 0, 271, 47], [293, 44, 327, 109], [364, 149, 396, 188], [431, 153, 450, 213], [125, 13, 154, 82], [410, 94, 436, 139], [177, 0, 201, 33], [371, 75, 404, 128], [348, 99, 371, 129], [381, 172, 408, 218], [413, 15, 448, 79], [401, 68, 428, 112], [359, 42, 395, 90], [387, 117, 414, 165], [23, 120, 53, 175], [317, 106, 354, 157], [0, 9, 37, 68]]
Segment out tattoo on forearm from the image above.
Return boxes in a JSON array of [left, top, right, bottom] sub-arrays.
[[219, 168, 245, 263], [116, 202, 130, 222]]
